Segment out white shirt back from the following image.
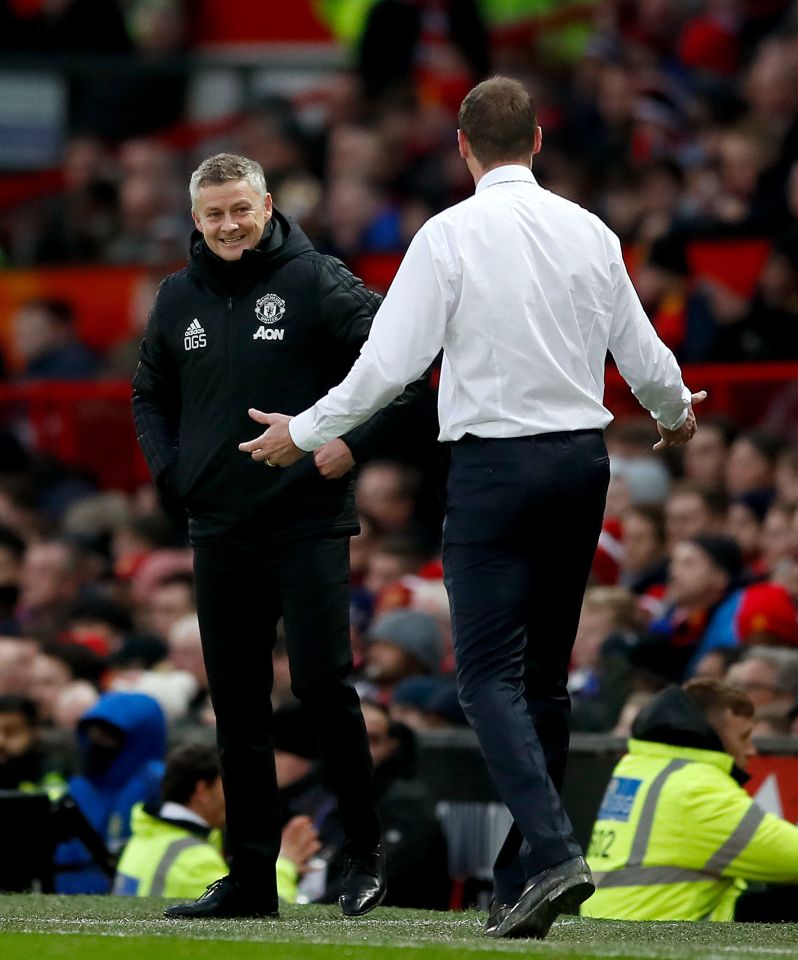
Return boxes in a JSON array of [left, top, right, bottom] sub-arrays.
[[290, 165, 690, 451]]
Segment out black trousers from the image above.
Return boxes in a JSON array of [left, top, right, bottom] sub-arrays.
[[193, 534, 380, 902], [442, 431, 610, 905]]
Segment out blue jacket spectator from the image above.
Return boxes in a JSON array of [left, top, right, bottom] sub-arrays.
[[55, 691, 166, 893]]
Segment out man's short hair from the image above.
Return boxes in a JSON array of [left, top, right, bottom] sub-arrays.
[[683, 678, 754, 719], [458, 76, 537, 167], [189, 153, 267, 211], [161, 742, 220, 805]]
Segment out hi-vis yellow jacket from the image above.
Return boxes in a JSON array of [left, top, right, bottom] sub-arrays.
[[583, 737, 798, 921], [113, 805, 299, 902]]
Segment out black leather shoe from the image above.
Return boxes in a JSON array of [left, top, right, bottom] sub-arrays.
[[484, 898, 511, 936], [164, 876, 279, 919], [487, 855, 594, 939], [339, 846, 386, 917]]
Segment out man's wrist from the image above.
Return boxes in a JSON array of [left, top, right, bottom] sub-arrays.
[[288, 408, 324, 452]]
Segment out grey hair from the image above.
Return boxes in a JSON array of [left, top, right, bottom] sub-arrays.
[[189, 153, 267, 211], [741, 647, 798, 697]]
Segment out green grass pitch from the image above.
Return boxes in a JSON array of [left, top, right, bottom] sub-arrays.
[[1, 895, 797, 959]]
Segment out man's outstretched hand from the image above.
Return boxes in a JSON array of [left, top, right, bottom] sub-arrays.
[[238, 409, 304, 467], [653, 391, 708, 451]]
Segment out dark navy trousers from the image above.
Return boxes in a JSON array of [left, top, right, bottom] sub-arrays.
[[442, 430, 610, 904]]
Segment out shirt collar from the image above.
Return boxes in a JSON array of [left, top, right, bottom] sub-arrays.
[[159, 801, 209, 828], [475, 164, 538, 194]]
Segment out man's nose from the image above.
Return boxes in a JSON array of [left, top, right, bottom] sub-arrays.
[[221, 215, 239, 232]]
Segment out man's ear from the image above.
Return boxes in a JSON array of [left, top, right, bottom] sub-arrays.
[[457, 129, 468, 161], [192, 210, 202, 231], [263, 192, 273, 223], [533, 125, 543, 157]]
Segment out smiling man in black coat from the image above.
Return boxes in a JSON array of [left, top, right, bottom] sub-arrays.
[[132, 153, 419, 920]]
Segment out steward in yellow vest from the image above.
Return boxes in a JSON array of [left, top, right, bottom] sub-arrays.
[[114, 743, 319, 903], [114, 803, 305, 901], [583, 679, 798, 922]]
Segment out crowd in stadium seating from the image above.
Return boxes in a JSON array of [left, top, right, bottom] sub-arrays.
[[2, 0, 798, 905], [3, 2, 798, 364]]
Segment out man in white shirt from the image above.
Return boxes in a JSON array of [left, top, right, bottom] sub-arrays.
[[240, 76, 704, 938]]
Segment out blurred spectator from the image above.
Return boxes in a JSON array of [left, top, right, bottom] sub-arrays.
[[28, 649, 75, 724], [752, 701, 792, 738], [664, 483, 728, 550], [569, 586, 638, 733], [355, 461, 422, 535], [110, 669, 197, 723], [726, 489, 774, 573], [759, 503, 797, 576], [692, 646, 742, 683], [55, 690, 166, 893], [619, 505, 668, 597], [606, 455, 671, 516], [32, 136, 118, 265], [635, 535, 744, 683], [0, 636, 37, 696], [682, 417, 738, 492], [11, 299, 99, 381], [16, 539, 83, 639], [362, 610, 444, 701], [0, 694, 67, 792], [104, 141, 185, 264], [389, 675, 464, 730], [725, 431, 784, 498], [726, 647, 798, 709], [141, 571, 196, 641], [360, 700, 450, 909], [52, 680, 100, 731], [774, 446, 798, 506], [64, 597, 133, 657], [167, 614, 208, 718], [364, 534, 430, 597]]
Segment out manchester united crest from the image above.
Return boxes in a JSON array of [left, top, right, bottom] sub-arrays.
[[254, 293, 286, 325]]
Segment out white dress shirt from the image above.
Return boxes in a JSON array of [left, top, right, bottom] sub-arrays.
[[290, 165, 691, 451]]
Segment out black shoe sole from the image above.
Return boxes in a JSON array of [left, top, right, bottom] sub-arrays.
[[340, 885, 387, 918], [489, 874, 594, 939]]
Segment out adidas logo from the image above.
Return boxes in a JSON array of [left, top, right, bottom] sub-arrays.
[[184, 319, 207, 350]]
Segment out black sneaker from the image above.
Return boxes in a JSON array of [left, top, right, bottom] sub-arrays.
[[339, 846, 387, 917], [164, 876, 279, 919], [487, 856, 594, 939]]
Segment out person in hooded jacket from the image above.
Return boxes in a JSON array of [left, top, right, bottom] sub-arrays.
[[132, 153, 424, 920], [583, 678, 798, 922], [54, 691, 166, 894]]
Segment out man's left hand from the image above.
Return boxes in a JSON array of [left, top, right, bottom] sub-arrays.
[[314, 439, 355, 479], [653, 390, 707, 451], [238, 409, 305, 467]]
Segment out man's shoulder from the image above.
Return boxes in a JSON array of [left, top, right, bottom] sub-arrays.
[[538, 187, 615, 237], [153, 267, 192, 304]]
